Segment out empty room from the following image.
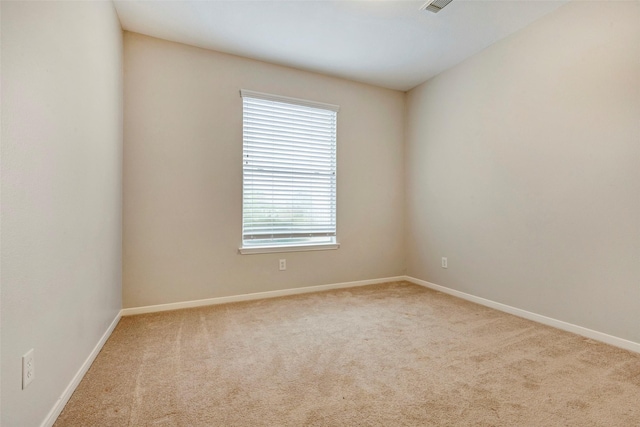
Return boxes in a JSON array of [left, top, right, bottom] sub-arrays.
[[1, 0, 639, 426]]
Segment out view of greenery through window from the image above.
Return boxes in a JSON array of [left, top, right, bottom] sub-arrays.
[[241, 91, 338, 248]]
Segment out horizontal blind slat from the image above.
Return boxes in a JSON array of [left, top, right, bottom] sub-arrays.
[[242, 92, 337, 247], [244, 132, 335, 147], [241, 89, 339, 112], [244, 99, 337, 117], [244, 114, 335, 129]]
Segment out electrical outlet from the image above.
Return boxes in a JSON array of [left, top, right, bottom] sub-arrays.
[[279, 259, 286, 271], [22, 349, 35, 389], [441, 257, 448, 269]]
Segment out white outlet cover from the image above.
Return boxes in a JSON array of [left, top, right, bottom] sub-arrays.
[[22, 349, 35, 389]]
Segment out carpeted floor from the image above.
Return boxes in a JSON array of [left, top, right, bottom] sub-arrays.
[[55, 281, 640, 426]]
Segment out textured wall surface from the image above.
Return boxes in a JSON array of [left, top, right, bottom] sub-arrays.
[[405, 1, 640, 343], [123, 32, 406, 308], [1, 2, 123, 425]]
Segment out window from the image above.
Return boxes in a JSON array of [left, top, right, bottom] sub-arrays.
[[239, 90, 339, 254]]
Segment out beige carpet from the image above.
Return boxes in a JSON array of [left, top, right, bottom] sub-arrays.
[[55, 281, 640, 426]]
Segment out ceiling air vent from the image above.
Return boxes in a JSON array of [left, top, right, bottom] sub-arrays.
[[420, 0, 454, 13]]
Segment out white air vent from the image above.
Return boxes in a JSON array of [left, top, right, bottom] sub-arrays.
[[420, 0, 454, 13]]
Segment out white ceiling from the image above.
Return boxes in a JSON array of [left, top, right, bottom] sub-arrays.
[[113, 0, 569, 91]]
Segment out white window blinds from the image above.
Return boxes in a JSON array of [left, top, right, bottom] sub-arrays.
[[241, 90, 338, 249]]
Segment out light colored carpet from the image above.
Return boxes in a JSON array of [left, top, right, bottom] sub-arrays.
[[55, 281, 640, 426]]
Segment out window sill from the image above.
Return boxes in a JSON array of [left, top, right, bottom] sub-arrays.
[[238, 243, 340, 255]]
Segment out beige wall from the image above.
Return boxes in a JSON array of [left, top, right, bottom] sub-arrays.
[[405, 1, 640, 343], [123, 32, 405, 308], [0, 1, 123, 425], [1, 2, 638, 425]]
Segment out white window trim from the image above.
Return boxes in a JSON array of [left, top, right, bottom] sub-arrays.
[[239, 90, 339, 254], [238, 242, 340, 255]]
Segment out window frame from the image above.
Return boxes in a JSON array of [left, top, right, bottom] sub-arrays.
[[238, 90, 340, 255]]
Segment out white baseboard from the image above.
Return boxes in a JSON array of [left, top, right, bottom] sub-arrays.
[[405, 276, 640, 354], [41, 312, 122, 427], [121, 276, 406, 316], [37, 275, 639, 427]]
